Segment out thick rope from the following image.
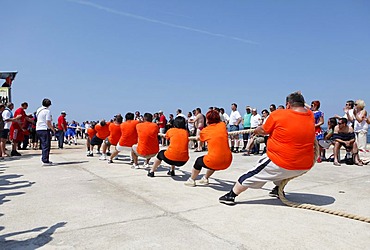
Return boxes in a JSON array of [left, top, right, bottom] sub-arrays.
[[278, 139, 370, 223], [161, 128, 370, 223]]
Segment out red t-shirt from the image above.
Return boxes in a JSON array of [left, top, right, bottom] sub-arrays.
[[158, 115, 166, 129], [57, 115, 67, 131]]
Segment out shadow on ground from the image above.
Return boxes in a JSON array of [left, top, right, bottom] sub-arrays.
[[0, 222, 67, 249]]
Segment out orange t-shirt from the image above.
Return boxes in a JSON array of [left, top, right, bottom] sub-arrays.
[[119, 120, 139, 147], [87, 127, 96, 139], [136, 122, 159, 156], [200, 122, 232, 170], [108, 122, 121, 145], [262, 109, 315, 170], [95, 122, 110, 140], [164, 128, 189, 162]]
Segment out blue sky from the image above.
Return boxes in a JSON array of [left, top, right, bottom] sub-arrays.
[[2, 0, 370, 122]]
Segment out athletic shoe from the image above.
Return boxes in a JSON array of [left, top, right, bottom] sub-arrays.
[[144, 163, 150, 169], [87, 153, 93, 157], [130, 159, 134, 164], [147, 171, 155, 177], [219, 193, 236, 205], [198, 176, 209, 185], [114, 156, 119, 160], [99, 155, 107, 160], [166, 170, 175, 176], [131, 164, 140, 169], [96, 151, 102, 155], [269, 186, 285, 198], [42, 161, 54, 166], [108, 159, 113, 164], [184, 178, 196, 187]]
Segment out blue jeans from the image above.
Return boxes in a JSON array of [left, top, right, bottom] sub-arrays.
[[37, 130, 51, 163]]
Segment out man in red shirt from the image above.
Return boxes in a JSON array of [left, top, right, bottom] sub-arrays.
[[10, 102, 30, 156], [57, 111, 67, 149]]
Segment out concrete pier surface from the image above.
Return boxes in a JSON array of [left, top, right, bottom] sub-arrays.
[[1, 141, 369, 249]]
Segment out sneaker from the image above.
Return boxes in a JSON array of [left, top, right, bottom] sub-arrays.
[[184, 178, 196, 187], [131, 164, 140, 169], [219, 193, 236, 205], [147, 170, 155, 177], [198, 176, 209, 185], [96, 151, 102, 155], [144, 163, 150, 169], [167, 170, 175, 176], [87, 153, 93, 157], [99, 155, 107, 160], [114, 156, 119, 160], [11, 151, 22, 156], [269, 186, 285, 198], [108, 159, 113, 164], [130, 159, 134, 164], [42, 161, 54, 166]]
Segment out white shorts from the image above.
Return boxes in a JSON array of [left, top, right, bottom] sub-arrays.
[[116, 143, 132, 152], [238, 154, 309, 188], [132, 144, 157, 159]]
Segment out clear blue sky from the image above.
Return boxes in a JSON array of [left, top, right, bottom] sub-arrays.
[[2, 0, 370, 122]]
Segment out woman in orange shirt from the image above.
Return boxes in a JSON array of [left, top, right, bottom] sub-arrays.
[[185, 110, 232, 187], [147, 116, 189, 177]]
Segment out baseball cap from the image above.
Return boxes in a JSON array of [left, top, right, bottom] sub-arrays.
[[61, 111, 67, 114]]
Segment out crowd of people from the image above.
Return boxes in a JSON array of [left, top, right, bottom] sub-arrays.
[[1, 94, 370, 204]]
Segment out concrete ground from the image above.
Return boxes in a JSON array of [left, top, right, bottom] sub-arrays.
[[1, 141, 370, 249]]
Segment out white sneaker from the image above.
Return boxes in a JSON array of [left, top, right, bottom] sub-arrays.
[[144, 163, 150, 169], [131, 164, 140, 169], [198, 176, 209, 185], [99, 155, 106, 160], [42, 161, 54, 166], [184, 178, 196, 187]]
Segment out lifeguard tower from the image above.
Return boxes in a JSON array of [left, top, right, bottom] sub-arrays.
[[0, 71, 17, 105]]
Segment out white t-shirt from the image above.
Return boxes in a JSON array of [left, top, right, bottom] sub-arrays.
[[344, 109, 354, 127], [223, 113, 230, 122], [250, 114, 262, 128], [36, 106, 52, 131], [229, 110, 241, 125], [2, 108, 12, 129], [176, 113, 187, 120]]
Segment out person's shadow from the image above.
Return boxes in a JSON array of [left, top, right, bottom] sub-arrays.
[[0, 222, 67, 249]]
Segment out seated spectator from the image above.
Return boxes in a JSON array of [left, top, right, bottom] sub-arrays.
[[332, 118, 362, 166], [318, 117, 337, 161]]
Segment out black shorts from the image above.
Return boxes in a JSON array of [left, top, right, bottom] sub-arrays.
[[90, 135, 103, 146], [0, 129, 9, 139], [193, 156, 212, 171], [156, 150, 187, 167]]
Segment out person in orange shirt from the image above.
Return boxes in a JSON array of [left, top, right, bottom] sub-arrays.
[[219, 92, 316, 205], [147, 116, 189, 177], [88, 120, 110, 157], [108, 112, 139, 164], [132, 113, 159, 169], [184, 109, 232, 187], [99, 115, 122, 160], [86, 121, 97, 156]]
